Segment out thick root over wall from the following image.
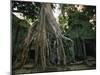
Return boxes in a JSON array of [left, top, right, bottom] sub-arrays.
[[14, 3, 74, 71]]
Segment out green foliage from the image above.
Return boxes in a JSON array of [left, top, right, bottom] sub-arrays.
[[58, 4, 96, 60], [12, 1, 41, 22], [58, 4, 96, 39], [59, 14, 69, 31]]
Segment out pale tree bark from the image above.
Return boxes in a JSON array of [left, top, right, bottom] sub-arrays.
[[14, 3, 74, 71]]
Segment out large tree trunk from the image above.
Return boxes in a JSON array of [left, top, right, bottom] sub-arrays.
[[14, 3, 74, 71]]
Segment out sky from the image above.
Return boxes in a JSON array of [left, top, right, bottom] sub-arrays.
[[53, 4, 61, 23]]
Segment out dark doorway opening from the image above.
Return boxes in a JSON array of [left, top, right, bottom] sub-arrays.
[[28, 49, 35, 63], [85, 39, 96, 58]]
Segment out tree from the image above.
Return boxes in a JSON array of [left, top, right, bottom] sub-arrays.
[[12, 2, 96, 73], [58, 4, 96, 61], [12, 1, 41, 22], [13, 3, 73, 71]]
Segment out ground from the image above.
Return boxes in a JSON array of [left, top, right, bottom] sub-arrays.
[[13, 56, 96, 74]]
